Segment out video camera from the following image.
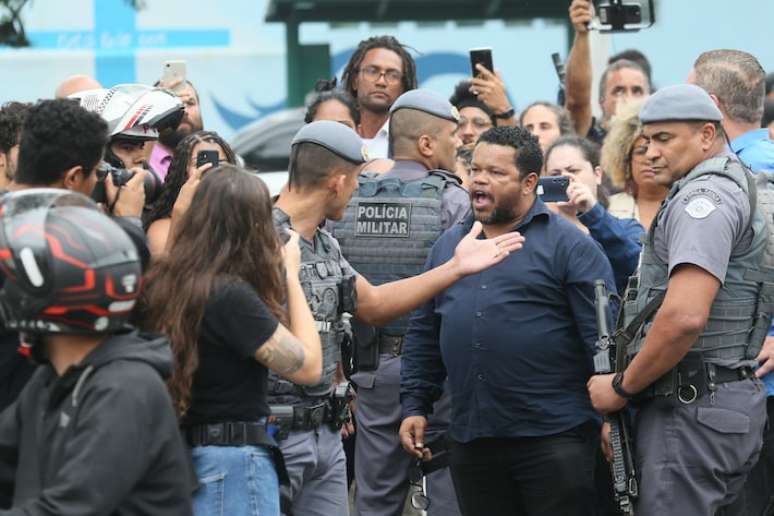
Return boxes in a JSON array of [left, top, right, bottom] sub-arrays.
[[592, 0, 655, 33]]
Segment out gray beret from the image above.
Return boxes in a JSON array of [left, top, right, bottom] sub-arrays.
[[389, 89, 461, 123], [291, 120, 367, 163], [639, 84, 723, 124]]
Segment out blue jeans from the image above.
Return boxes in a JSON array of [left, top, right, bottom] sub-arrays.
[[192, 445, 279, 516]]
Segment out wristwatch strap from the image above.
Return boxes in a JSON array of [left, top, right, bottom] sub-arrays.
[[493, 107, 515, 120], [612, 372, 634, 400]]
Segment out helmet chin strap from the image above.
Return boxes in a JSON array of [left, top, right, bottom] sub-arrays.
[[104, 144, 127, 170]]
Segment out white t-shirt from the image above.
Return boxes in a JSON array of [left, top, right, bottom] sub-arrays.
[[361, 119, 390, 159]]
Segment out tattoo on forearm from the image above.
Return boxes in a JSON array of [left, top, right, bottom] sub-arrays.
[[257, 326, 306, 377]]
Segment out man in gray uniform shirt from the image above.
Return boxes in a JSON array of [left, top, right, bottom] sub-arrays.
[[588, 84, 771, 516], [334, 89, 468, 516], [272, 120, 523, 516]]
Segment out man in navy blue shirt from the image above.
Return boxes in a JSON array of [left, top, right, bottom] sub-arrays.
[[399, 126, 615, 516]]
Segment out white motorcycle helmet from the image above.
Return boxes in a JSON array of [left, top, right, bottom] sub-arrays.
[[71, 84, 184, 142]]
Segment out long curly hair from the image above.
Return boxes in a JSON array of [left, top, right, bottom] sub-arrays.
[[141, 165, 287, 417], [600, 99, 646, 191], [143, 131, 236, 229]]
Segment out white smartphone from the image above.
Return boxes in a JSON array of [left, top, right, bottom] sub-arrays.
[[162, 60, 187, 91]]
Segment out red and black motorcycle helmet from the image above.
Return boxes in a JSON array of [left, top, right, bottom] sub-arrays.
[[0, 189, 141, 334]]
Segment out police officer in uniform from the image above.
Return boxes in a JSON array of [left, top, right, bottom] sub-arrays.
[[333, 89, 468, 516], [587, 84, 772, 516], [272, 120, 525, 516]]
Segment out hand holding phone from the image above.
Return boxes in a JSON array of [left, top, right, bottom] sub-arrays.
[[196, 150, 219, 169]]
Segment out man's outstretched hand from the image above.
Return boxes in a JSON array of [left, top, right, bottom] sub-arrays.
[[450, 221, 524, 277]]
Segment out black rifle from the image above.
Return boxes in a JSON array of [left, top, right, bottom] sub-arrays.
[[593, 280, 638, 515]]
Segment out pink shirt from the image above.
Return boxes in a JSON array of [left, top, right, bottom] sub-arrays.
[[149, 143, 173, 181]]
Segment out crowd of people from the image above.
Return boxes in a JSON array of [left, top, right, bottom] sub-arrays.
[[1, 0, 774, 515]]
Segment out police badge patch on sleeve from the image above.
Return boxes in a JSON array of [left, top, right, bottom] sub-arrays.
[[684, 197, 717, 219]]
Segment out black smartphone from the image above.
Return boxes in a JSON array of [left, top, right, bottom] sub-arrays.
[[196, 150, 219, 168], [537, 176, 570, 203], [469, 47, 494, 77]]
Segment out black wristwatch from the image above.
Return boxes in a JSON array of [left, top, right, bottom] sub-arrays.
[[493, 107, 515, 120], [611, 372, 635, 400]]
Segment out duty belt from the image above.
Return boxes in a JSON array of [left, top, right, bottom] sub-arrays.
[[269, 384, 353, 440], [635, 364, 754, 405], [378, 334, 404, 357], [268, 400, 331, 435]]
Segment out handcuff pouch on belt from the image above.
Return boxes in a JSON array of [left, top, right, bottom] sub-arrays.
[[632, 352, 754, 405], [630, 351, 707, 405]]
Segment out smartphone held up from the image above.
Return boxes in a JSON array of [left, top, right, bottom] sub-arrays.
[[196, 150, 220, 169], [537, 176, 570, 203], [162, 60, 187, 92], [469, 47, 494, 77]]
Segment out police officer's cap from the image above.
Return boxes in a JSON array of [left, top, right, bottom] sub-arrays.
[[639, 84, 723, 124], [291, 120, 367, 163], [389, 89, 461, 123]]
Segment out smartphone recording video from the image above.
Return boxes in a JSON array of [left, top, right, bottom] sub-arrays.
[[537, 176, 570, 203], [469, 48, 494, 77], [196, 150, 219, 169]]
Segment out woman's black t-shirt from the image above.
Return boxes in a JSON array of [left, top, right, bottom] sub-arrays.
[[184, 277, 279, 426]]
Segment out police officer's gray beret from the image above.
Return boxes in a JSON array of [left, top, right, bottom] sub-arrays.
[[639, 84, 723, 124], [389, 89, 461, 123], [291, 120, 367, 163]]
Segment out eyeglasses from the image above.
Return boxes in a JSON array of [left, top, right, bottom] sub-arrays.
[[459, 117, 493, 131], [358, 65, 403, 85]]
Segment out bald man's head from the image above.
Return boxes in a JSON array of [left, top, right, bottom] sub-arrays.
[[55, 75, 103, 99]]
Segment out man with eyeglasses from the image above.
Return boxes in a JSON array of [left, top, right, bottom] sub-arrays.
[[449, 80, 497, 148], [342, 35, 418, 159], [333, 89, 469, 516]]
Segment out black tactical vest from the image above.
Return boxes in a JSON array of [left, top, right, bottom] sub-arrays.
[[333, 171, 453, 336], [268, 208, 357, 403]]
